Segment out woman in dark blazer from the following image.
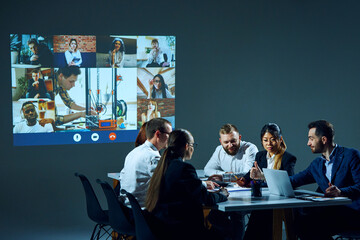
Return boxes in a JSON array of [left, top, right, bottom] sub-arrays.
[[242, 123, 297, 240], [145, 129, 228, 240]]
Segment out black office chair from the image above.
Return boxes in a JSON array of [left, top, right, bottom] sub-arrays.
[[335, 231, 360, 240], [121, 189, 159, 240], [97, 179, 136, 239], [74, 173, 112, 240]]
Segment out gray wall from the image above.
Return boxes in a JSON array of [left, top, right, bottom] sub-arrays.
[[1, 0, 360, 239]]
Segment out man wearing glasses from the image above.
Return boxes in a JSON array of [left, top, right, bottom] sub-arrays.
[[119, 118, 172, 207]]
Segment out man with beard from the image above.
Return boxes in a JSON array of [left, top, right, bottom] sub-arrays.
[[13, 101, 54, 133], [204, 123, 258, 240], [290, 120, 360, 239], [204, 123, 258, 180]]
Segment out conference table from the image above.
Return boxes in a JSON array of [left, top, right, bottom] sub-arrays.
[[217, 187, 351, 240], [108, 172, 352, 240]]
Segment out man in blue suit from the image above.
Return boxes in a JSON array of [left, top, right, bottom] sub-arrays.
[[290, 120, 360, 239]]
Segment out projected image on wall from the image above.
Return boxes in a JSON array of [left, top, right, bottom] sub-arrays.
[[10, 34, 175, 146]]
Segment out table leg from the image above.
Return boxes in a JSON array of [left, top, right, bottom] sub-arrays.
[[112, 179, 120, 240], [283, 208, 297, 240], [273, 209, 283, 240]]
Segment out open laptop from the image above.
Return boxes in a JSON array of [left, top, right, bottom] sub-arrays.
[[263, 168, 323, 198]]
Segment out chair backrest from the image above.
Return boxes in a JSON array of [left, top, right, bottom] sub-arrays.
[[74, 173, 108, 225], [97, 179, 135, 236], [121, 189, 158, 240]]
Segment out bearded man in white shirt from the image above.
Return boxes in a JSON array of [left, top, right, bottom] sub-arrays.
[[119, 118, 172, 207], [205, 123, 258, 240], [204, 123, 258, 180]]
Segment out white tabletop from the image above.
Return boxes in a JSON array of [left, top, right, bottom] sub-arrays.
[[217, 189, 352, 212]]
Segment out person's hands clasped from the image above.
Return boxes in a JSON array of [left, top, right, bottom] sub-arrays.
[[325, 182, 342, 197], [250, 161, 265, 180]]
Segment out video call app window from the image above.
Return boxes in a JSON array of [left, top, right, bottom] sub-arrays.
[[11, 34, 175, 146]]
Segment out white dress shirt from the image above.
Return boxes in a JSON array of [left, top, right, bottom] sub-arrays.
[[266, 151, 276, 170], [204, 141, 258, 176], [119, 140, 160, 207]]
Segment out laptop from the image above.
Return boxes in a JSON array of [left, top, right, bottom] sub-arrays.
[[263, 168, 320, 198]]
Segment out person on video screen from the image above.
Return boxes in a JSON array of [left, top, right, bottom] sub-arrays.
[[146, 39, 169, 67], [27, 38, 53, 67], [148, 74, 174, 99], [109, 37, 125, 68], [53, 67, 95, 125], [26, 69, 51, 99], [13, 101, 54, 133], [141, 101, 161, 125], [65, 38, 82, 67]]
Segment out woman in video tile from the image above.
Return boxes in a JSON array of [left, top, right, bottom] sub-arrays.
[[65, 38, 82, 67], [146, 39, 169, 67], [148, 74, 174, 99], [108, 37, 125, 68], [141, 100, 160, 124]]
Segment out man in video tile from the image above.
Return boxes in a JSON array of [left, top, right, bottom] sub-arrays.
[[13, 101, 54, 133], [26, 69, 51, 99], [27, 38, 54, 67], [53, 67, 94, 125]]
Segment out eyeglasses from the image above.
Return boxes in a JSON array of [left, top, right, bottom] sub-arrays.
[[154, 80, 161, 83], [188, 142, 198, 149], [160, 131, 171, 135]]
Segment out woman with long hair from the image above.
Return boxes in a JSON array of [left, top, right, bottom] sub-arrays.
[[65, 38, 82, 67], [241, 123, 297, 240], [141, 100, 161, 125], [148, 74, 174, 99], [134, 121, 147, 147], [146, 39, 164, 67], [145, 129, 228, 240], [109, 37, 125, 68]]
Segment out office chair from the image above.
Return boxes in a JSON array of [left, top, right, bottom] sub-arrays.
[[121, 189, 159, 240], [335, 231, 360, 240], [97, 179, 136, 239], [74, 173, 112, 240]]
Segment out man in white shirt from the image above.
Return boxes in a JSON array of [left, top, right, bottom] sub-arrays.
[[13, 101, 54, 133], [205, 123, 258, 240], [204, 123, 258, 179], [119, 118, 172, 207]]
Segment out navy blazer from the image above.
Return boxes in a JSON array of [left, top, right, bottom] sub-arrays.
[[244, 150, 297, 183], [290, 146, 360, 211]]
